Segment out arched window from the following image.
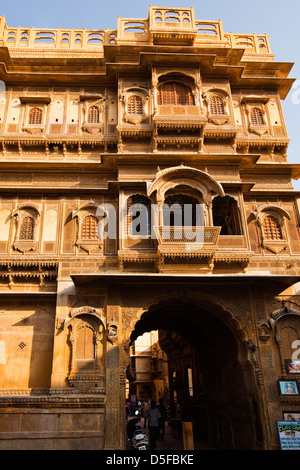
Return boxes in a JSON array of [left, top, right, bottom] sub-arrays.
[[28, 108, 42, 125], [163, 194, 199, 227], [127, 95, 143, 115], [67, 314, 105, 384], [250, 107, 264, 126], [158, 82, 194, 106], [127, 194, 151, 236], [212, 196, 241, 235], [87, 106, 100, 124], [209, 95, 225, 115], [19, 216, 34, 240], [263, 215, 282, 240], [81, 215, 99, 240]]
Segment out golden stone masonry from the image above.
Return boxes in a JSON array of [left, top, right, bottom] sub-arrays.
[[0, 5, 299, 450]]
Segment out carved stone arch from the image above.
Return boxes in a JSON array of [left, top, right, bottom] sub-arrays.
[[72, 202, 99, 219], [159, 178, 207, 202], [128, 293, 253, 362], [255, 204, 291, 221], [124, 291, 264, 448], [64, 305, 106, 330], [156, 70, 197, 84], [12, 203, 41, 218], [147, 165, 225, 203]]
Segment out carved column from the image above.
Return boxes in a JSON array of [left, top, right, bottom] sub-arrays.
[[104, 343, 123, 449]]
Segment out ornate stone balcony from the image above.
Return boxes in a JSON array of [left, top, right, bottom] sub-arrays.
[[155, 225, 221, 247]]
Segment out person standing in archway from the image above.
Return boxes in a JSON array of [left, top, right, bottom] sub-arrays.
[[157, 398, 167, 440], [144, 399, 161, 450]]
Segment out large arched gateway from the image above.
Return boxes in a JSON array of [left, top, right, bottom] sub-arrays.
[[130, 299, 264, 450]]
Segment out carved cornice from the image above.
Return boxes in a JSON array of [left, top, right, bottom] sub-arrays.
[[0, 392, 106, 407]]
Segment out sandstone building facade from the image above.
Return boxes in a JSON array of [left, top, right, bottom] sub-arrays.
[[0, 6, 299, 450]]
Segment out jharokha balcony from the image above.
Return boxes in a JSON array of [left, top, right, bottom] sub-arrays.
[[155, 225, 221, 247]]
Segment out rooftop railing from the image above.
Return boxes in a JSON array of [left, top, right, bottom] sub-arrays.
[[0, 19, 117, 50], [0, 8, 272, 57]]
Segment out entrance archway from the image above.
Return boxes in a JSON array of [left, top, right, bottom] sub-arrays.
[[128, 300, 264, 450]]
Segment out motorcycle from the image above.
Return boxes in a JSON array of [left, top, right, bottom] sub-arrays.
[[127, 411, 150, 450]]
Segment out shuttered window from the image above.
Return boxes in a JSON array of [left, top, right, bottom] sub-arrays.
[[209, 96, 225, 115], [230, 199, 241, 235], [212, 196, 242, 235], [263, 215, 282, 240], [87, 106, 100, 124], [127, 95, 143, 115], [81, 215, 98, 240], [28, 108, 42, 125], [158, 82, 194, 106], [76, 325, 95, 360], [127, 195, 151, 235], [250, 107, 264, 126], [19, 216, 34, 240]]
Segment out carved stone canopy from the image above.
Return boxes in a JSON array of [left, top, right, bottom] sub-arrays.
[[147, 164, 225, 202], [64, 306, 106, 329], [269, 305, 300, 328]]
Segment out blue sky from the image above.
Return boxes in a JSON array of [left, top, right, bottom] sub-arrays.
[[1, 0, 299, 189]]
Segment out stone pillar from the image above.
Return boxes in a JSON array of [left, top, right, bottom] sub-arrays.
[[104, 343, 123, 449], [50, 280, 75, 389]]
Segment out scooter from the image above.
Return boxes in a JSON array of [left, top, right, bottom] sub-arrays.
[[131, 426, 150, 450], [127, 411, 150, 450]]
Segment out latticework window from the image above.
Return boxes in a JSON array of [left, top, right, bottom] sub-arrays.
[[127, 95, 143, 115], [263, 215, 282, 240], [81, 215, 99, 240], [28, 108, 42, 125], [87, 106, 100, 124], [19, 216, 34, 240], [209, 95, 225, 115], [250, 107, 264, 126], [157, 82, 194, 106]]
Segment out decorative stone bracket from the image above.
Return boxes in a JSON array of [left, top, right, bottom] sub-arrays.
[[107, 323, 118, 344], [13, 240, 38, 253], [76, 239, 103, 254]]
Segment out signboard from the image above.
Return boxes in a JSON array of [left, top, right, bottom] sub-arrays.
[[277, 421, 300, 450]]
